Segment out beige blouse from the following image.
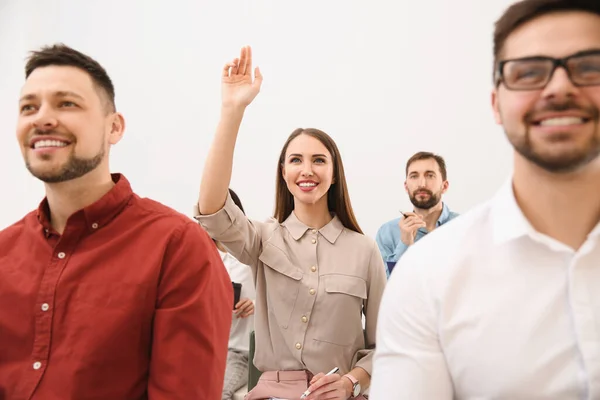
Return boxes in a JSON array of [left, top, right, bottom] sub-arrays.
[[194, 193, 387, 376]]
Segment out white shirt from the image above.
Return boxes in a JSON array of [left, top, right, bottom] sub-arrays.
[[370, 180, 600, 399], [220, 250, 256, 353]]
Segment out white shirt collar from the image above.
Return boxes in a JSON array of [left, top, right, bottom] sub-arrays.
[[490, 178, 600, 251], [490, 179, 534, 245]]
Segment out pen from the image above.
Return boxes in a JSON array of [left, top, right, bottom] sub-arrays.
[[299, 367, 340, 399]]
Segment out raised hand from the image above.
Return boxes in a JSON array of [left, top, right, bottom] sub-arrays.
[[221, 45, 263, 108]]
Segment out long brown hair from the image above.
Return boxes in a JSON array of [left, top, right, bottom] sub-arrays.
[[273, 128, 363, 234]]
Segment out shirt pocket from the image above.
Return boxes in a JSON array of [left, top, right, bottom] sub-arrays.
[[73, 281, 148, 310], [259, 243, 303, 329], [315, 274, 367, 346], [65, 282, 150, 341]]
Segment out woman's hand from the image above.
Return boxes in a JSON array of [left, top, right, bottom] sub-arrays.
[[305, 372, 351, 400], [221, 45, 263, 109]]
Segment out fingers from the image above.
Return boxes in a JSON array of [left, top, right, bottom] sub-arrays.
[[237, 307, 253, 318], [306, 373, 340, 395], [306, 378, 343, 400], [244, 45, 252, 76], [222, 47, 262, 88], [310, 372, 324, 385], [238, 46, 248, 75], [400, 216, 420, 228], [253, 66, 263, 89], [236, 45, 253, 76], [231, 57, 240, 76], [223, 58, 240, 79], [400, 213, 425, 226], [234, 299, 254, 318], [222, 62, 232, 78], [405, 218, 426, 228], [234, 298, 247, 309]]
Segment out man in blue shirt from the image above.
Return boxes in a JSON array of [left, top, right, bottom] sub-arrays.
[[376, 151, 459, 277]]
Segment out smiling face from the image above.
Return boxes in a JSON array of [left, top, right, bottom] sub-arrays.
[[16, 65, 123, 183], [492, 11, 600, 173], [281, 133, 334, 208]]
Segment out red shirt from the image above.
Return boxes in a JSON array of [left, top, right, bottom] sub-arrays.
[[0, 174, 233, 400]]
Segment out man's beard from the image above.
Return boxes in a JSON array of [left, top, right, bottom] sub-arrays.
[[25, 128, 106, 183], [409, 188, 441, 210], [508, 98, 600, 173], [26, 146, 105, 184]]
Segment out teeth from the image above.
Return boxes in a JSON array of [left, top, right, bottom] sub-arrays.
[[299, 182, 316, 187], [539, 117, 584, 126], [34, 140, 68, 149]]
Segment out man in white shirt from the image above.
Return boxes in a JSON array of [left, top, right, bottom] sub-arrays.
[[218, 246, 255, 400], [371, 0, 600, 398]]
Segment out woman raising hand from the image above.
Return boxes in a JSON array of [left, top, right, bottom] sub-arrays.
[[196, 46, 386, 400]]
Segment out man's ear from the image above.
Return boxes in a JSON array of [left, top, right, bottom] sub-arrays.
[[108, 113, 126, 145], [491, 89, 502, 125], [442, 180, 449, 194]]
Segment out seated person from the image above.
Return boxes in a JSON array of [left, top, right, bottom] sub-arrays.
[[195, 46, 386, 399], [0, 43, 232, 399], [376, 151, 459, 276], [216, 189, 256, 400]]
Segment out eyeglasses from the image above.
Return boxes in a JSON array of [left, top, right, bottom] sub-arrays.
[[496, 49, 600, 90]]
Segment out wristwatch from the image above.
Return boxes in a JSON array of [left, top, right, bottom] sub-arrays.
[[342, 374, 361, 398]]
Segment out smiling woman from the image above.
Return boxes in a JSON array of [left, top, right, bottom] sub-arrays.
[[194, 46, 386, 400], [275, 127, 362, 234]]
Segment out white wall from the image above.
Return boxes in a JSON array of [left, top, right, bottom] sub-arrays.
[[0, 0, 516, 237]]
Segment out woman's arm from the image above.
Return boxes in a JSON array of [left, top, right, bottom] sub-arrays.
[[197, 45, 263, 215], [194, 46, 265, 267]]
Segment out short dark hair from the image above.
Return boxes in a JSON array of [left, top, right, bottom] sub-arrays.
[[405, 151, 448, 181], [228, 189, 245, 215], [25, 43, 116, 113], [493, 0, 600, 82]]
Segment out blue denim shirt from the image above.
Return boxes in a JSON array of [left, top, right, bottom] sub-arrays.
[[375, 203, 459, 277]]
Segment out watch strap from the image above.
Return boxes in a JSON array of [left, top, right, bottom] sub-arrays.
[[342, 374, 359, 397]]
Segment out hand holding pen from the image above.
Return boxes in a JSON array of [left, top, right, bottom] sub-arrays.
[[300, 367, 346, 399], [399, 210, 426, 246]]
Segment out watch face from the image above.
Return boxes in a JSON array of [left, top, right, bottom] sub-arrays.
[[353, 383, 361, 396]]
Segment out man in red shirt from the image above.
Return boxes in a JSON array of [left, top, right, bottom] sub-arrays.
[[0, 44, 233, 400]]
